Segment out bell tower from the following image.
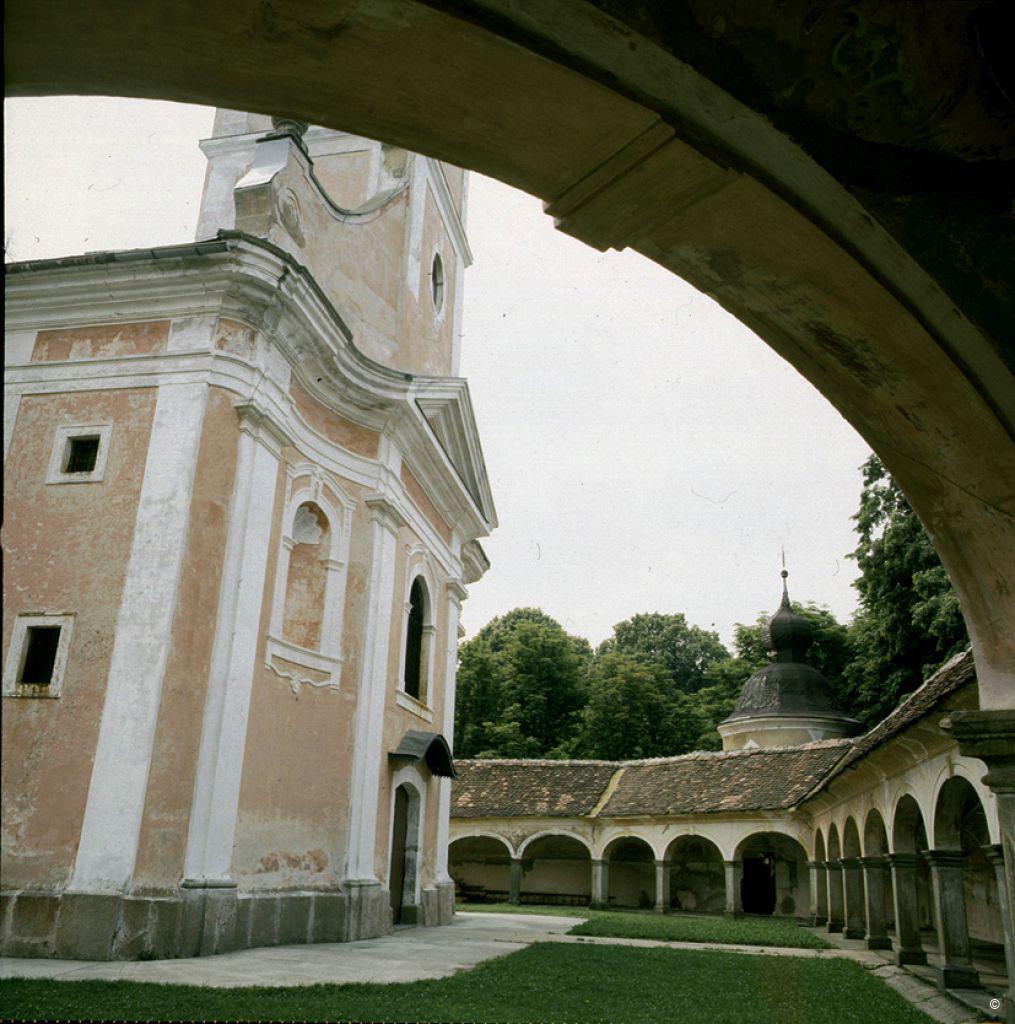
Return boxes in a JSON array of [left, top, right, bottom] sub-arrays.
[[195, 109, 471, 377]]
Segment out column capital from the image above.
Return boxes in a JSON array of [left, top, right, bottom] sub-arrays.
[[981, 843, 1006, 867], [654, 858, 669, 868], [363, 493, 407, 532], [923, 848, 966, 868], [940, 709, 1015, 791], [887, 852, 922, 868], [446, 578, 469, 603], [839, 857, 860, 869], [825, 859, 843, 872], [807, 860, 827, 870], [859, 855, 889, 869]]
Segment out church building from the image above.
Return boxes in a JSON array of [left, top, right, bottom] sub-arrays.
[[2, 110, 495, 959]]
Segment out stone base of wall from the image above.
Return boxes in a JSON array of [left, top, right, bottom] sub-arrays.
[[1, 882, 417, 961]]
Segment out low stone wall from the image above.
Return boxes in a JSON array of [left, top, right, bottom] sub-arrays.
[[0, 881, 453, 961]]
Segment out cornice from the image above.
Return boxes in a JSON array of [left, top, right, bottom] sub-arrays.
[[5, 234, 495, 543]]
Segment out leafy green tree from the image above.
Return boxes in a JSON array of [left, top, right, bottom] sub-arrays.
[[576, 653, 692, 760], [842, 455, 968, 724], [454, 609, 590, 759], [597, 613, 729, 695]]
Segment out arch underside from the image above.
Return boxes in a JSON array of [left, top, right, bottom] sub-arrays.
[[6, 0, 1013, 704]]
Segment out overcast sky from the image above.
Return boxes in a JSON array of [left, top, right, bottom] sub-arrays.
[[4, 96, 872, 650]]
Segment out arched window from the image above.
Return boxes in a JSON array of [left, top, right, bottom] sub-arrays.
[[282, 502, 330, 650], [264, 468, 353, 694], [403, 577, 427, 700]]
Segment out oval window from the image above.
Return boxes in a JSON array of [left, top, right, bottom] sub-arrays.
[[431, 252, 445, 312]]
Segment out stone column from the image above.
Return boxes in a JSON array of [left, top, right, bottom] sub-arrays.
[[724, 860, 742, 917], [840, 858, 866, 939], [654, 860, 670, 914], [509, 859, 523, 906], [984, 845, 1015, 993], [860, 856, 892, 950], [925, 849, 980, 990], [591, 860, 608, 909], [808, 860, 827, 926], [888, 853, 928, 966], [942, 710, 1015, 1023], [825, 860, 844, 932]]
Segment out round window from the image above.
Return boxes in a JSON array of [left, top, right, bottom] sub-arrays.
[[430, 252, 445, 312]]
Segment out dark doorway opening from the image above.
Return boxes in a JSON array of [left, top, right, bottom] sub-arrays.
[[389, 785, 408, 922], [742, 856, 776, 915]]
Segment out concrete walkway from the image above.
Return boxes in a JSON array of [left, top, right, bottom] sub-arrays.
[[0, 912, 996, 1023], [0, 913, 574, 989]]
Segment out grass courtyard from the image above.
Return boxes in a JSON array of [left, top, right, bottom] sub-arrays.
[[457, 902, 832, 949], [0, 941, 932, 1024]]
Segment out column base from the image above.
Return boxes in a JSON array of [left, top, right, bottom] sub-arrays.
[[811, 915, 827, 927], [936, 963, 980, 990], [865, 935, 893, 950], [826, 918, 844, 932], [842, 926, 866, 940], [896, 947, 928, 966], [590, 901, 608, 911]]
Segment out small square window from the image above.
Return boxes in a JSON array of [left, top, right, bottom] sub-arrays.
[[20, 627, 62, 684], [46, 423, 112, 484], [3, 614, 75, 698], [64, 436, 100, 474]]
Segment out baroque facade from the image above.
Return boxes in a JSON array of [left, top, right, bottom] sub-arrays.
[[451, 591, 1012, 1000], [2, 110, 495, 959]]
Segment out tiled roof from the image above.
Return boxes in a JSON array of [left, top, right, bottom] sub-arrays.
[[451, 760, 618, 818], [600, 742, 850, 816], [452, 743, 849, 818], [799, 648, 976, 798]]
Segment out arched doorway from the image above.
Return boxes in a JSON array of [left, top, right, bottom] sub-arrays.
[[389, 782, 423, 924], [841, 817, 865, 939], [891, 794, 933, 966], [519, 835, 592, 906], [448, 835, 512, 904], [736, 832, 808, 918], [604, 837, 655, 910], [666, 835, 725, 914], [862, 808, 895, 950]]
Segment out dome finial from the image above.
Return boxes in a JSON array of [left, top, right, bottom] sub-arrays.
[[780, 548, 790, 608]]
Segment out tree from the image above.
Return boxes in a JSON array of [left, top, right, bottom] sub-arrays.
[[576, 653, 689, 760], [841, 454, 968, 725], [597, 613, 729, 695], [454, 608, 589, 759]]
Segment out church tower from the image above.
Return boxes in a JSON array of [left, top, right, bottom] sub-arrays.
[[718, 572, 859, 750]]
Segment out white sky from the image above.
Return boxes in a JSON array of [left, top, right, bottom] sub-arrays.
[[4, 96, 872, 650]]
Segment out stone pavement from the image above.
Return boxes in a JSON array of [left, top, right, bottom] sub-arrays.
[[0, 912, 998, 1023]]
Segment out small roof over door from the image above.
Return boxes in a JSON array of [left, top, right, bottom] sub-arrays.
[[389, 730, 456, 778]]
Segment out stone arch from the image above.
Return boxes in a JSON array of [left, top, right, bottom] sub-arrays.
[[604, 835, 655, 910], [892, 792, 934, 934], [665, 834, 724, 914], [734, 831, 809, 918], [518, 829, 593, 859], [8, 3, 1012, 711], [933, 775, 1003, 948], [842, 817, 861, 858], [519, 833, 592, 906], [814, 829, 826, 862], [448, 834, 512, 903], [931, 763, 999, 845], [864, 808, 890, 856], [827, 823, 842, 860]]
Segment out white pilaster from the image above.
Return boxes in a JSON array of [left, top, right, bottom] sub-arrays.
[[435, 579, 467, 883], [70, 381, 209, 893], [345, 495, 405, 883], [183, 400, 287, 884]]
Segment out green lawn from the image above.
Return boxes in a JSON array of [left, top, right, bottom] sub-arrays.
[[0, 943, 930, 1024], [457, 903, 831, 949]]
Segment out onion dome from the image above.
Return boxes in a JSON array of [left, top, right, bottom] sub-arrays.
[[719, 569, 859, 749]]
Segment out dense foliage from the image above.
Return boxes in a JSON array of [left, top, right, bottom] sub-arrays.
[[455, 455, 967, 759]]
